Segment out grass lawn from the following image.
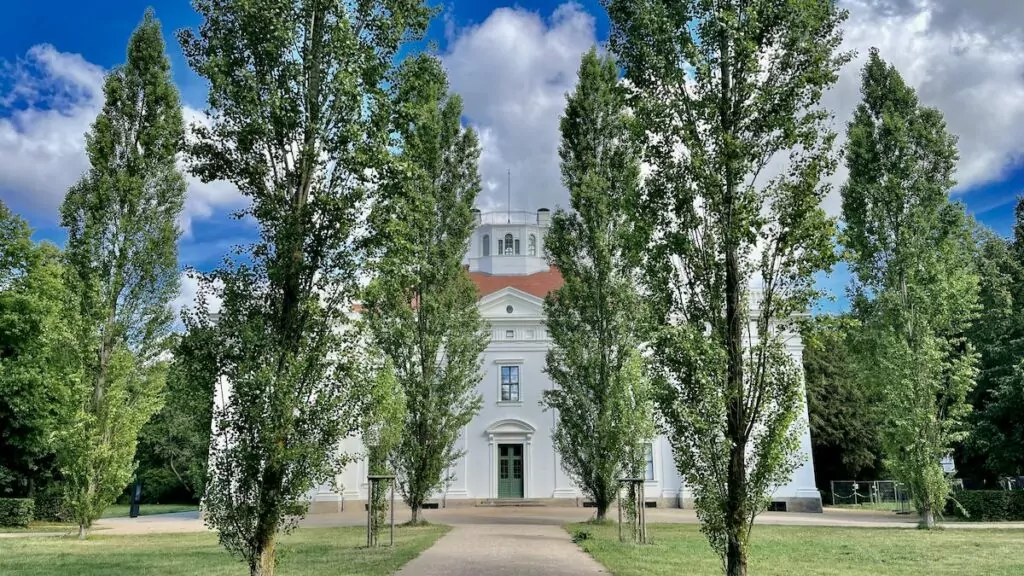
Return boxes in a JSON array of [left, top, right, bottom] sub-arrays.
[[100, 503, 201, 518], [0, 525, 449, 575], [570, 522, 1024, 576], [0, 521, 108, 534]]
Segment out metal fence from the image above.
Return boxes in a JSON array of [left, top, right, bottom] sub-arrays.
[[829, 480, 912, 513], [1002, 477, 1024, 490]]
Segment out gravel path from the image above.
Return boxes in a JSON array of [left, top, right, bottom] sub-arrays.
[[394, 523, 607, 576]]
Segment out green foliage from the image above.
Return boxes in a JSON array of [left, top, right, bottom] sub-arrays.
[[135, 322, 218, 502], [179, 1, 431, 573], [840, 49, 980, 528], [541, 47, 654, 523], [947, 490, 1024, 522], [55, 9, 185, 539], [359, 353, 405, 539], [0, 203, 77, 496], [0, 201, 34, 286], [800, 315, 882, 484], [570, 526, 593, 544], [605, 1, 848, 573], [962, 202, 1024, 480], [32, 483, 68, 522], [363, 53, 487, 524], [0, 498, 34, 527]]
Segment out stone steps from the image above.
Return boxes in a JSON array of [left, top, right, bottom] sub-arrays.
[[476, 499, 548, 507]]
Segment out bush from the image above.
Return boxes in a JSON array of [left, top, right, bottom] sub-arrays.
[[33, 484, 68, 522], [0, 498, 35, 527], [571, 527, 592, 543], [948, 490, 1024, 521]]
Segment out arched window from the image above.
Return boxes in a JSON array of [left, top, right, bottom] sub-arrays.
[[528, 235, 536, 256], [504, 233, 514, 255], [482, 234, 490, 257]]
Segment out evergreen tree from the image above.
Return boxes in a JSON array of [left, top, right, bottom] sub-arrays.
[[541, 48, 654, 522], [179, 1, 430, 572], [0, 202, 76, 496], [57, 9, 185, 538], [801, 315, 882, 487], [363, 53, 487, 525], [841, 49, 979, 528], [605, 1, 848, 573]]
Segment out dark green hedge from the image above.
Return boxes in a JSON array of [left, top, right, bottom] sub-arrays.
[[0, 498, 35, 527], [948, 490, 1024, 521], [33, 484, 68, 522]]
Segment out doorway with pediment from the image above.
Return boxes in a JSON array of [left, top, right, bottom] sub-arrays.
[[486, 418, 535, 499]]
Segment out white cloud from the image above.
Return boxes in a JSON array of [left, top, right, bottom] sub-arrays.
[[819, 0, 1024, 213], [0, 44, 243, 231], [441, 2, 1024, 219], [441, 3, 598, 215], [0, 45, 101, 219]]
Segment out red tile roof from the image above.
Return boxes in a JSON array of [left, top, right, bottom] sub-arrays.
[[469, 266, 564, 299]]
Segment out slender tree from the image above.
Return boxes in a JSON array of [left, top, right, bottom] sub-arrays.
[[0, 203, 76, 496], [605, 1, 848, 573], [179, 1, 430, 572], [358, 351, 404, 540], [57, 9, 185, 538], [541, 47, 654, 522], [363, 53, 487, 525], [841, 49, 979, 528]]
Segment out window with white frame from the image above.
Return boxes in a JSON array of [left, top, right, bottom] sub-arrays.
[[503, 233, 514, 255], [644, 443, 655, 481], [500, 365, 520, 402], [528, 234, 536, 256], [482, 234, 490, 256]]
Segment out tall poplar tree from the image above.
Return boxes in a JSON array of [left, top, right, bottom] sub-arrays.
[[541, 48, 654, 522], [841, 49, 979, 528], [58, 9, 186, 538], [605, 1, 848, 573], [179, 1, 430, 573], [363, 54, 487, 525]]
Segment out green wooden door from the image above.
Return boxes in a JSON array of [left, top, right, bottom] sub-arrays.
[[498, 444, 524, 498]]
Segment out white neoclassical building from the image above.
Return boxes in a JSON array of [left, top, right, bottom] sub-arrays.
[[313, 208, 822, 513]]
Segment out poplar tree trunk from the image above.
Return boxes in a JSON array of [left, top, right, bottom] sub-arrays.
[[720, 17, 748, 576], [252, 536, 276, 576], [410, 505, 421, 525], [922, 509, 936, 529]]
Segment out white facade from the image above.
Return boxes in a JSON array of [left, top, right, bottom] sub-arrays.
[[319, 209, 821, 512]]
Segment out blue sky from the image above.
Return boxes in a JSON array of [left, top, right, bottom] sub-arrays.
[[1, 1, 1022, 313]]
